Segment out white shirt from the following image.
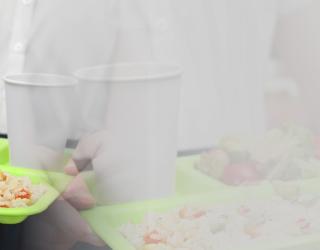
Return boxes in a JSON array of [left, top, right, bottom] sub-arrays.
[[0, 0, 310, 149]]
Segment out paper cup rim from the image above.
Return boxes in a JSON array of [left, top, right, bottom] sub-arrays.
[[74, 62, 183, 83], [3, 73, 78, 87]]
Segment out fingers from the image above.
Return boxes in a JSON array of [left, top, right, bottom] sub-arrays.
[[22, 200, 105, 250], [34, 200, 105, 248], [62, 175, 96, 210], [64, 159, 79, 176], [73, 130, 107, 162], [65, 130, 108, 174]]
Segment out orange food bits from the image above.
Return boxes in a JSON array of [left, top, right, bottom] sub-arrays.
[[0, 172, 7, 181], [15, 188, 31, 200], [144, 230, 165, 245], [179, 207, 206, 219]]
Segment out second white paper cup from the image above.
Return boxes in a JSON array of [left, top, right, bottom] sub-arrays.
[[75, 63, 182, 204]]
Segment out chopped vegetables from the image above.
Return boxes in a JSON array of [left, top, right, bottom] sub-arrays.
[[0, 171, 46, 208], [196, 126, 320, 184]]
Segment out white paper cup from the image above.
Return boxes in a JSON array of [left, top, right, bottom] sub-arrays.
[[75, 63, 182, 204], [4, 74, 77, 169]]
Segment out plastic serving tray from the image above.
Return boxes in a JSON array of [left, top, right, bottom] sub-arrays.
[[177, 155, 320, 196], [0, 165, 60, 224], [176, 155, 275, 196], [0, 140, 72, 224], [81, 155, 320, 250], [81, 190, 320, 250]]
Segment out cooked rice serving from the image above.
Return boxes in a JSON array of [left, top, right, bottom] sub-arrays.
[[0, 171, 47, 208], [120, 197, 320, 250]]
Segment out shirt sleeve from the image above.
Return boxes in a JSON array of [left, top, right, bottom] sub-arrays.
[[278, 0, 313, 15]]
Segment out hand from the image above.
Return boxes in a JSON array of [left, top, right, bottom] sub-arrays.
[[62, 171, 96, 210], [62, 130, 108, 209], [30, 131, 108, 249], [21, 199, 105, 250], [65, 130, 107, 175]]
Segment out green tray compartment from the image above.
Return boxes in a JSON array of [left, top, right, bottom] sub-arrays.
[[0, 165, 60, 224], [0, 139, 9, 165], [81, 155, 320, 250], [81, 189, 320, 250]]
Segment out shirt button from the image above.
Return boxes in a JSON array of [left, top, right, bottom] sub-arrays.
[[13, 42, 26, 53], [156, 18, 169, 31], [22, 0, 34, 5]]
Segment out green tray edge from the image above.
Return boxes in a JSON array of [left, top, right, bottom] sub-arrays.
[[0, 139, 9, 165], [0, 166, 67, 224], [81, 156, 320, 250]]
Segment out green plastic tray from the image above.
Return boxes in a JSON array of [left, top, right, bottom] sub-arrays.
[[0, 165, 60, 224], [0, 139, 9, 165], [80, 195, 209, 250], [81, 155, 320, 250], [177, 155, 320, 196], [81, 191, 320, 250], [176, 155, 273, 195]]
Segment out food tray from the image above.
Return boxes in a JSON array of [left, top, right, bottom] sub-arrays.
[[0, 139, 9, 165], [81, 189, 320, 250], [177, 155, 320, 196], [81, 155, 320, 250], [176, 155, 276, 196], [0, 165, 60, 224]]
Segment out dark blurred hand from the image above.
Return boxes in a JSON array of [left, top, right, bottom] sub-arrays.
[[21, 199, 105, 250]]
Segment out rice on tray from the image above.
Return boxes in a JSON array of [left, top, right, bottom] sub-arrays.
[[120, 196, 320, 250], [0, 171, 46, 208]]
